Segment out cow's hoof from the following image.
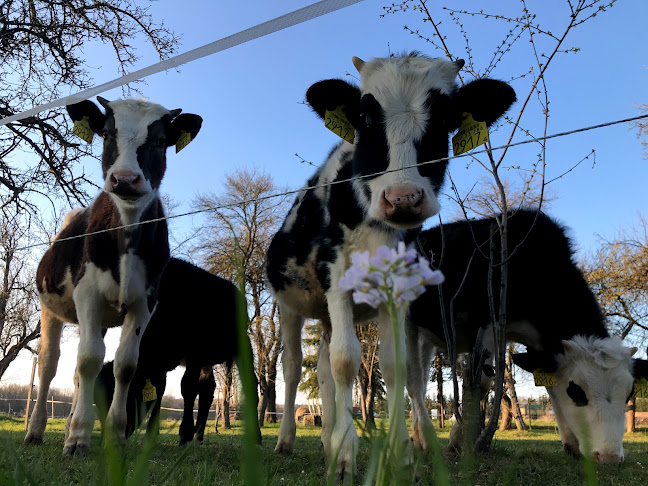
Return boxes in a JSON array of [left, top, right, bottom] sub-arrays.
[[23, 434, 43, 446], [335, 461, 354, 484], [444, 444, 460, 461], [63, 442, 89, 457], [274, 442, 294, 455]]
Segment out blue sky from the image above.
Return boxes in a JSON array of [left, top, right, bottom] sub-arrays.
[[4, 0, 647, 401]]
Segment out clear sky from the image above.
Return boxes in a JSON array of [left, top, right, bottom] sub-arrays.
[[3, 0, 647, 403]]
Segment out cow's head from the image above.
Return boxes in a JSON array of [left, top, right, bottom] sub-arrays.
[[514, 336, 648, 463], [306, 53, 516, 229], [66, 97, 202, 207]]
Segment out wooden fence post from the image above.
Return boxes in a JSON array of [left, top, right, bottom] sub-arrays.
[[24, 356, 37, 430]]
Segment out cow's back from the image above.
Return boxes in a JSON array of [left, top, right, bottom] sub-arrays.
[[137, 258, 244, 374], [410, 210, 607, 353], [36, 209, 90, 323]]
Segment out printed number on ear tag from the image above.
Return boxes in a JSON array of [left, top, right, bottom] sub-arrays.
[[324, 106, 355, 144], [635, 378, 648, 398], [72, 116, 94, 143], [452, 112, 489, 156], [142, 379, 157, 402], [176, 130, 192, 153], [533, 369, 557, 387]]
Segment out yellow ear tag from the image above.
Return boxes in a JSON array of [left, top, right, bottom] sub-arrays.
[[635, 378, 648, 398], [72, 116, 94, 143], [533, 369, 557, 387], [324, 105, 355, 144], [142, 379, 157, 402], [452, 112, 489, 156], [175, 130, 192, 153]]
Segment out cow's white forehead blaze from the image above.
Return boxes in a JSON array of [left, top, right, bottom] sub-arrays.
[[109, 99, 172, 146], [556, 335, 636, 460], [360, 56, 459, 143]]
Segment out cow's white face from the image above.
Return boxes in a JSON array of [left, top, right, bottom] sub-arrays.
[[352, 56, 462, 228], [100, 99, 177, 206], [551, 336, 637, 463]]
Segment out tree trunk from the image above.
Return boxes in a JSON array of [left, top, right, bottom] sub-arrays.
[[222, 366, 233, 429], [365, 372, 376, 429], [626, 396, 636, 433], [258, 374, 268, 426], [506, 346, 527, 430], [357, 375, 368, 423], [499, 394, 512, 431], [436, 354, 445, 429], [267, 367, 278, 423]]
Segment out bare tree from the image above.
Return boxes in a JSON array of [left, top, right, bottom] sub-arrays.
[[0, 213, 39, 380], [355, 321, 383, 428], [632, 103, 648, 159], [191, 167, 291, 426], [0, 0, 179, 213], [583, 215, 648, 346], [384, 0, 615, 455], [583, 215, 648, 432]]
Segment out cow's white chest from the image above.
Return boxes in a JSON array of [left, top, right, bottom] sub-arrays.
[[119, 250, 148, 306], [340, 224, 400, 264]]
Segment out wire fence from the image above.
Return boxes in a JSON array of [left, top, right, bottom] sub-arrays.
[[11, 111, 648, 254]]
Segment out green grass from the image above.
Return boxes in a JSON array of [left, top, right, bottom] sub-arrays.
[[1, 415, 648, 485]]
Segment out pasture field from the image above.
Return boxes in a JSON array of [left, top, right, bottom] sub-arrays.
[[1, 415, 647, 485]]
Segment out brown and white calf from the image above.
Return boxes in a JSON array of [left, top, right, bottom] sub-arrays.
[[24, 97, 201, 456], [266, 53, 516, 480]]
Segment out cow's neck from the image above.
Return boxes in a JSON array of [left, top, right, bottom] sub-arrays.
[[109, 189, 159, 228]]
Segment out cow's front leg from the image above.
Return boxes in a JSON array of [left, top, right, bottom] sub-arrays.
[[317, 322, 335, 457], [106, 298, 150, 446], [406, 322, 435, 450], [64, 286, 106, 456], [25, 307, 64, 445], [378, 306, 411, 461], [275, 304, 304, 454], [327, 289, 361, 483], [195, 366, 216, 444], [179, 364, 200, 445]]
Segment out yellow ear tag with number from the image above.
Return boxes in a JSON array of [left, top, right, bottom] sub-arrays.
[[533, 369, 557, 387], [324, 105, 355, 144], [452, 112, 489, 156], [142, 379, 157, 402], [635, 378, 648, 398], [72, 116, 94, 143], [175, 130, 192, 153]]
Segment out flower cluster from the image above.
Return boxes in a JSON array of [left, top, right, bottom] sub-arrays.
[[339, 242, 445, 308]]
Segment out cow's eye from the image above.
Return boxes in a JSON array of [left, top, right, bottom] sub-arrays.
[[359, 113, 372, 128], [158, 137, 166, 148], [566, 381, 589, 407]]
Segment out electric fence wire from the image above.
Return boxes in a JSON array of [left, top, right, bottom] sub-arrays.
[[12, 112, 648, 253]]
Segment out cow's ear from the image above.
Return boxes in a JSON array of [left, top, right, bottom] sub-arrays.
[[450, 79, 516, 130], [66, 100, 106, 134], [633, 359, 648, 380], [166, 113, 203, 150], [306, 79, 361, 123], [512, 351, 558, 373]]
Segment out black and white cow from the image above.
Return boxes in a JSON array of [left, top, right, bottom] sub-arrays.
[[25, 97, 202, 456], [266, 53, 516, 480], [88, 257, 260, 446], [406, 209, 648, 463]]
